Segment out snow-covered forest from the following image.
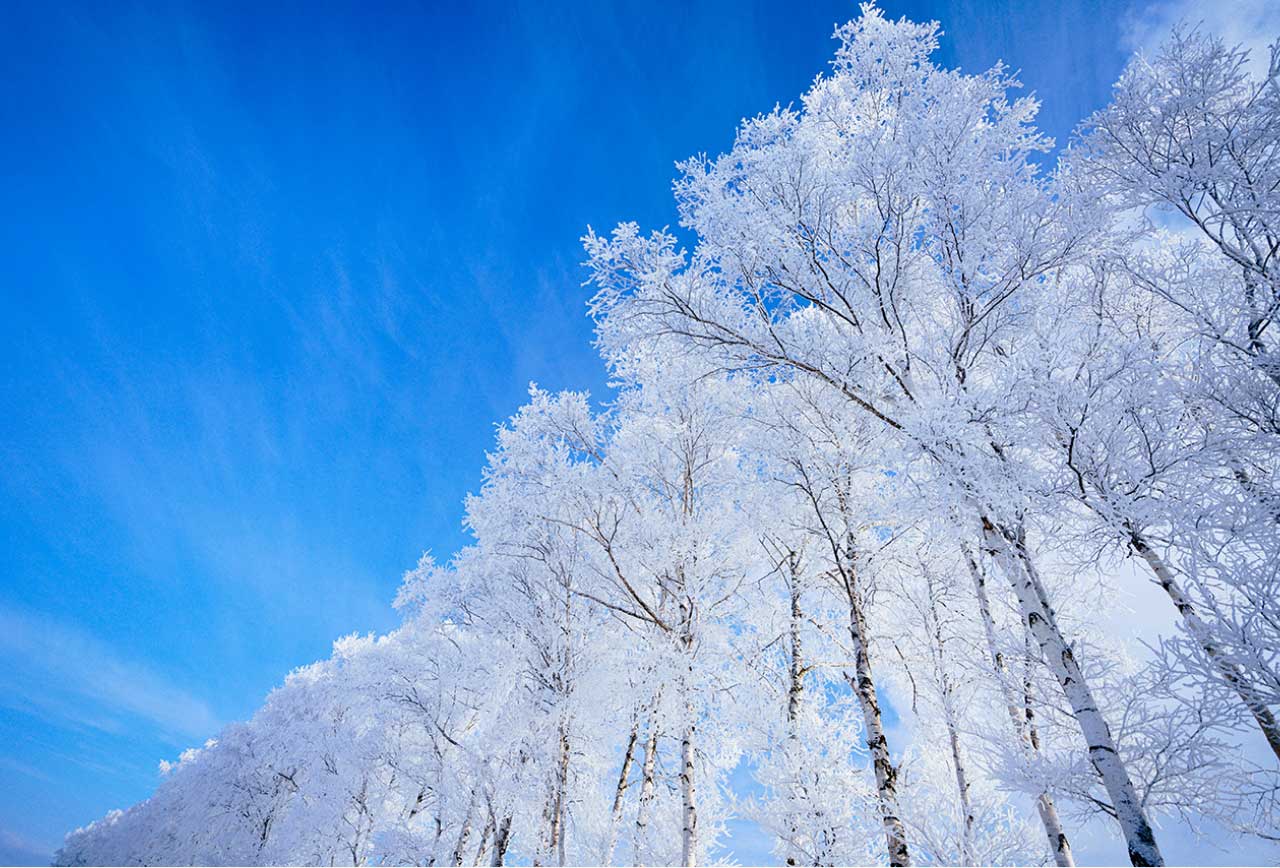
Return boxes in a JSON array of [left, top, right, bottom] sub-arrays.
[[55, 6, 1280, 866]]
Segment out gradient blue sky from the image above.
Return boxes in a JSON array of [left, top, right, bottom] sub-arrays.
[[0, 1, 1266, 864]]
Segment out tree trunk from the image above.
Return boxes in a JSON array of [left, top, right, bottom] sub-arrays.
[[842, 557, 910, 866], [1130, 531, 1280, 762], [943, 716, 975, 866], [472, 814, 494, 867], [923, 584, 975, 865], [961, 544, 1075, 868], [980, 517, 1163, 867], [451, 803, 474, 867], [786, 556, 805, 867], [679, 616, 699, 868], [548, 724, 570, 867], [633, 719, 659, 867], [429, 814, 444, 867], [604, 723, 639, 866], [489, 815, 511, 868], [1032, 790, 1074, 868], [788, 554, 805, 728], [1021, 635, 1076, 868], [680, 713, 698, 867]]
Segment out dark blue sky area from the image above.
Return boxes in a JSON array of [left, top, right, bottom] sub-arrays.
[[0, 1, 1134, 860]]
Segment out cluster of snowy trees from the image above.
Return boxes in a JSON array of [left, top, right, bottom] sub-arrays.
[[57, 7, 1279, 866]]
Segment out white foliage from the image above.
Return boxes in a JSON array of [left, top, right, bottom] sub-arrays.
[[58, 6, 1280, 867]]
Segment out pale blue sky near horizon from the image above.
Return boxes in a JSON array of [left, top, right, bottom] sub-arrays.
[[0, 0, 1273, 864]]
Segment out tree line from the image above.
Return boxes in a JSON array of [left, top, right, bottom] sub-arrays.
[[58, 7, 1280, 866]]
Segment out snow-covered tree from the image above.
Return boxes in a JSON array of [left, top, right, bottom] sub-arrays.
[[57, 6, 1280, 867]]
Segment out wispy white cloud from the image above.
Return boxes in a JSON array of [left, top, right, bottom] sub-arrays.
[[0, 606, 218, 742], [0, 754, 53, 785], [1122, 0, 1280, 76]]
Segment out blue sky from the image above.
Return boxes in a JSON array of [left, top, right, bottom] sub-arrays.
[[0, 0, 1264, 863]]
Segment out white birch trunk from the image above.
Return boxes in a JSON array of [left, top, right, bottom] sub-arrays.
[[924, 586, 975, 865], [471, 814, 493, 867], [786, 555, 805, 867], [604, 722, 639, 866], [680, 713, 698, 867], [981, 517, 1163, 867], [489, 815, 511, 868], [944, 718, 975, 866], [842, 554, 910, 867], [961, 544, 1076, 868], [429, 815, 445, 867], [1131, 531, 1280, 761], [679, 606, 699, 868], [788, 560, 805, 727], [1020, 637, 1076, 868], [451, 803, 474, 868], [549, 724, 570, 868], [632, 720, 659, 867]]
